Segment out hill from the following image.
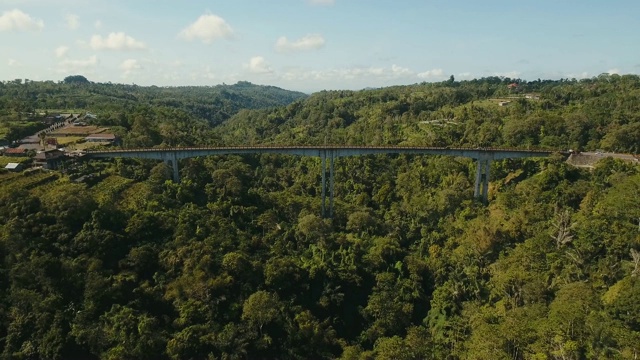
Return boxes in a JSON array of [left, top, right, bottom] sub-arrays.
[[0, 80, 308, 144], [0, 75, 638, 359], [216, 74, 640, 154]]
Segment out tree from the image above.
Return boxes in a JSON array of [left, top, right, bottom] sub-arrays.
[[63, 75, 90, 84], [242, 291, 281, 335]]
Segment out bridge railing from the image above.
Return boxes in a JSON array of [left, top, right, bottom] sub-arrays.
[[84, 145, 560, 154]]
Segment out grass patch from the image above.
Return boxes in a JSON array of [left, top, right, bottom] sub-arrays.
[[53, 136, 84, 145], [68, 141, 112, 151], [0, 156, 30, 167], [50, 126, 107, 136]]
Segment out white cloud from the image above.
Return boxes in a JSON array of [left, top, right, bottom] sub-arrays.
[[566, 71, 590, 79], [281, 64, 415, 82], [457, 72, 473, 80], [308, 0, 335, 5], [0, 9, 44, 31], [57, 55, 98, 73], [391, 64, 411, 76], [607, 68, 620, 75], [276, 34, 325, 53], [120, 59, 141, 77], [120, 59, 141, 71], [417, 68, 444, 79], [179, 13, 233, 44], [8, 58, 21, 66], [493, 71, 521, 78], [65, 13, 79, 30], [55, 45, 69, 58], [94, 20, 102, 29], [246, 56, 273, 74], [89, 32, 147, 50]]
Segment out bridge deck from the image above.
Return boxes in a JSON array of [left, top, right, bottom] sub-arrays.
[[82, 145, 565, 210], [85, 146, 561, 161]]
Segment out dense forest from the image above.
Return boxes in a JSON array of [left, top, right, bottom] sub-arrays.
[[0, 78, 307, 145], [0, 75, 639, 359]]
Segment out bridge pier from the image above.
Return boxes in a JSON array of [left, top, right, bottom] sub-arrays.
[[474, 158, 491, 204], [163, 153, 180, 183], [329, 151, 335, 218], [321, 153, 326, 217], [320, 150, 336, 218]]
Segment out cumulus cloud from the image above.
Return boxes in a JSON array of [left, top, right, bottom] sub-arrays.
[[275, 34, 325, 53], [281, 64, 415, 82], [391, 64, 411, 76], [566, 71, 589, 79], [0, 9, 44, 31], [246, 56, 273, 74], [120, 58, 141, 77], [55, 45, 69, 58], [493, 71, 521, 78], [179, 13, 233, 44], [120, 59, 141, 71], [57, 55, 98, 73], [65, 13, 79, 30], [607, 68, 620, 75], [89, 32, 147, 50], [417, 68, 444, 79], [308, 0, 335, 5]]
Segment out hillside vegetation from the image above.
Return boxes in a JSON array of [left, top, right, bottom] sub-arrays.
[[217, 74, 640, 153], [0, 79, 307, 144], [0, 75, 639, 359]]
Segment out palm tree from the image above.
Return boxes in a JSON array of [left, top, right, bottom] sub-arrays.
[[38, 131, 46, 149]]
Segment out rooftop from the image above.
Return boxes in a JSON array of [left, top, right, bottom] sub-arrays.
[[5, 163, 22, 170], [4, 148, 28, 154]]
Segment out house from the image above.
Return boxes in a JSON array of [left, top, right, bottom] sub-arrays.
[[85, 133, 118, 144], [3, 148, 28, 157], [4, 163, 24, 171], [498, 101, 511, 107], [34, 149, 65, 169]]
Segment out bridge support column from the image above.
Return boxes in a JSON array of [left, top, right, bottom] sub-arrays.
[[321, 151, 327, 217], [329, 150, 335, 218], [320, 150, 336, 218], [164, 153, 180, 183], [474, 158, 491, 204]]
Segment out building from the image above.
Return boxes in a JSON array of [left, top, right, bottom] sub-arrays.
[[3, 148, 28, 157], [34, 149, 65, 169], [4, 163, 24, 171], [85, 133, 118, 144]]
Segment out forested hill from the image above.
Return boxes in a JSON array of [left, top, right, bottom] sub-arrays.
[[0, 75, 639, 359], [216, 74, 640, 153], [0, 78, 307, 127]]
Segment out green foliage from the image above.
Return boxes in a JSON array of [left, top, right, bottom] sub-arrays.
[[0, 76, 638, 358]]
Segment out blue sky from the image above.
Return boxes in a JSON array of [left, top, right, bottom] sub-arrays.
[[1, 0, 638, 92]]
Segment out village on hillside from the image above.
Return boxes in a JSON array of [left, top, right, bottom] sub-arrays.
[[0, 113, 118, 172]]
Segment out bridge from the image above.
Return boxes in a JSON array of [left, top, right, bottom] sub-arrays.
[[85, 146, 560, 217]]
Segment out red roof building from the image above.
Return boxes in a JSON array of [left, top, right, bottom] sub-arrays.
[[3, 148, 28, 156]]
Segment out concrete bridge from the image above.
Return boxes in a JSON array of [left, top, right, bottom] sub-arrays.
[[85, 146, 560, 217]]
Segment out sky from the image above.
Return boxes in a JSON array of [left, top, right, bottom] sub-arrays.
[[1, 0, 639, 92]]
